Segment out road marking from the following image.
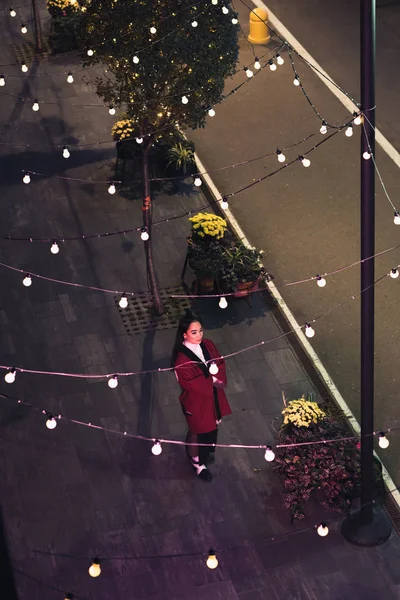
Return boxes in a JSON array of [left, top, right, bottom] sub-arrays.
[[251, 0, 400, 170]]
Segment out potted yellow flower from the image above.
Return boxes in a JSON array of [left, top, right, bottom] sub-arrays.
[[187, 213, 228, 292]]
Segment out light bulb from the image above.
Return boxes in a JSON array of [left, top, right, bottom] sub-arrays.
[[317, 523, 329, 537], [305, 323, 315, 338], [394, 211, 400, 225], [181, 95, 188, 104], [390, 268, 399, 279], [50, 242, 59, 254], [140, 228, 149, 241], [231, 17, 238, 24], [378, 432, 390, 449], [133, 55, 139, 64], [67, 72, 73, 83], [276, 149, 285, 163], [0, 74, 5, 86], [150, 26, 157, 34], [293, 75, 300, 86], [22, 274, 32, 287], [208, 108, 215, 117], [46, 416, 57, 430], [363, 151, 371, 160], [64, 594, 73, 600], [62, 146, 70, 158], [269, 60, 277, 71], [206, 549, 218, 569], [21, 23, 27, 34], [4, 370, 16, 384], [316, 275, 326, 287], [21, 62, 28, 72], [276, 54, 284, 65], [211, 0, 218, 4], [108, 375, 118, 389], [88, 560, 101, 578], [300, 156, 311, 167], [353, 113, 362, 126], [345, 125, 353, 137], [151, 440, 162, 455], [10, 8, 17, 17], [219, 296, 228, 309], [136, 137, 143, 144], [245, 68, 253, 78], [194, 176, 202, 187], [209, 362, 219, 375], [222, 5, 229, 14], [254, 59, 261, 70], [32, 100, 39, 111], [87, 48, 94, 56], [191, 20, 198, 27], [23, 172, 31, 184], [119, 295, 128, 308], [108, 105, 116, 115], [264, 446, 275, 462], [108, 183, 116, 195], [220, 197, 229, 210], [320, 122, 327, 134]]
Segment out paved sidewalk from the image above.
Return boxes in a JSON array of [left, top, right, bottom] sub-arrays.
[[0, 2, 400, 599]]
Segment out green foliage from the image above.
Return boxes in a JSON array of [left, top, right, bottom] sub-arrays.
[[166, 142, 195, 174], [220, 243, 265, 291], [188, 238, 226, 278], [47, 0, 86, 53], [78, 0, 239, 143]]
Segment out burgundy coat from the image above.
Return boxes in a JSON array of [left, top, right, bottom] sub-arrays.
[[174, 338, 232, 434]]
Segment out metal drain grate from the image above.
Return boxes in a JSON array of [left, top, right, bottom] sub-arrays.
[[10, 42, 51, 63], [115, 286, 194, 335]]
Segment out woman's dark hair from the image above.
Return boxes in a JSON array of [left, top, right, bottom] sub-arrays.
[[171, 310, 203, 366]]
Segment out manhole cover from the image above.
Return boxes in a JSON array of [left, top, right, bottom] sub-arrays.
[[115, 286, 194, 335], [10, 42, 51, 64]]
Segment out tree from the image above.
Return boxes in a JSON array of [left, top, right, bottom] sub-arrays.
[[78, 0, 239, 314]]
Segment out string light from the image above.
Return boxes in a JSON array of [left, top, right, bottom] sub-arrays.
[[9, 8, 16, 17], [276, 54, 284, 65], [317, 523, 329, 537], [88, 559, 101, 578], [264, 446, 275, 462], [150, 26, 157, 34], [394, 211, 400, 225], [220, 197, 229, 209], [108, 105, 116, 115], [320, 121, 327, 134], [316, 275, 326, 287], [194, 175, 202, 187], [107, 376, 119, 389], [345, 124, 353, 137], [268, 59, 277, 71], [32, 99, 39, 112], [378, 432, 390, 449], [21, 62, 28, 73], [0, 74, 5, 86], [209, 362, 219, 375], [181, 94, 189, 104], [87, 49, 94, 56], [208, 107, 215, 117], [390, 268, 399, 279], [222, 5, 229, 14], [22, 274, 32, 287], [254, 58, 261, 70], [218, 296, 228, 309], [50, 242, 60, 255], [135, 137, 143, 144], [245, 67, 253, 78], [4, 369, 16, 384], [191, 20, 198, 27], [22, 171, 31, 184], [206, 549, 218, 569], [20, 23, 27, 34], [62, 146, 70, 159], [363, 151, 371, 160], [118, 294, 128, 308], [140, 227, 149, 241], [353, 112, 362, 125], [45, 415, 57, 430], [151, 440, 162, 455], [231, 17, 238, 24], [293, 75, 300, 86], [276, 149, 286, 163], [304, 323, 315, 338], [66, 72, 74, 83], [211, 0, 218, 4], [64, 595, 73, 600], [133, 56, 139, 64], [299, 155, 311, 167], [108, 183, 116, 195]]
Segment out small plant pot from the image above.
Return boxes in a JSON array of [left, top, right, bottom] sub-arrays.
[[233, 279, 259, 298], [197, 276, 216, 293]]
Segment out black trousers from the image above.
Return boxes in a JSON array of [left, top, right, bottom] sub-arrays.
[[198, 429, 218, 465]]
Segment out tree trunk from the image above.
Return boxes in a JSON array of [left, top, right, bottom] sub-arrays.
[[142, 140, 165, 315]]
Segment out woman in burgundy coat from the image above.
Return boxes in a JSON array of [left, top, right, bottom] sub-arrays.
[[172, 311, 232, 482]]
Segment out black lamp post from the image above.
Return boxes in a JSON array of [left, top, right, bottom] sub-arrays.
[[341, 0, 392, 546]]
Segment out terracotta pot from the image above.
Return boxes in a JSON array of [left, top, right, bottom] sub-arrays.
[[197, 276, 215, 293], [234, 279, 259, 298]]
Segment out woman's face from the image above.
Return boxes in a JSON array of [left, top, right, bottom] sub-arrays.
[[183, 321, 204, 345]]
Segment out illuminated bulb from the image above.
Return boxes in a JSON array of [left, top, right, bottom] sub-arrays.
[[46, 416, 57, 430], [133, 55, 139, 64], [254, 59, 261, 70], [0, 74, 5, 86], [87, 48, 94, 56], [363, 151, 371, 160], [245, 68, 253, 78], [378, 432, 390, 449], [353, 113, 362, 125], [220, 197, 229, 210], [320, 122, 327, 134], [219, 296, 228, 309], [108, 183, 116, 195], [67, 72, 73, 83], [62, 146, 70, 158], [269, 60, 277, 71], [88, 560, 101, 578], [32, 100, 39, 111], [305, 323, 315, 338], [21, 23, 27, 34], [108, 375, 119, 389], [21, 62, 28, 72], [222, 5, 229, 14], [23, 172, 31, 184], [194, 176, 202, 187], [208, 108, 215, 117], [191, 20, 198, 27], [119, 295, 128, 308], [293, 75, 300, 86], [181, 95, 189, 104], [231, 17, 238, 24], [50, 242, 59, 254], [276, 149, 285, 163], [4, 370, 16, 384], [345, 124, 353, 137], [316, 275, 326, 287], [108, 105, 116, 115], [317, 523, 329, 537], [10, 8, 17, 17], [151, 440, 162, 455], [276, 54, 284, 65], [211, 0, 218, 4], [140, 227, 149, 241], [300, 156, 311, 167], [209, 362, 219, 375], [64, 595, 73, 600], [136, 137, 143, 144], [264, 446, 275, 462], [206, 549, 218, 569], [23, 274, 32, 287], [150, 26, 157, 34], [394, 211, 400, 225], [390, 268, 399, 279]]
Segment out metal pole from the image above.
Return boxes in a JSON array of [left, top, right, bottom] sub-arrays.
[[31, 0, 42, 53]]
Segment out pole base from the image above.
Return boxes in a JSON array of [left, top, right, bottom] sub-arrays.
[[341, 504, 392, 547]]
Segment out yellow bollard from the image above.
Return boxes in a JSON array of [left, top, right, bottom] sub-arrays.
[[248, 7, 270, 45]]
